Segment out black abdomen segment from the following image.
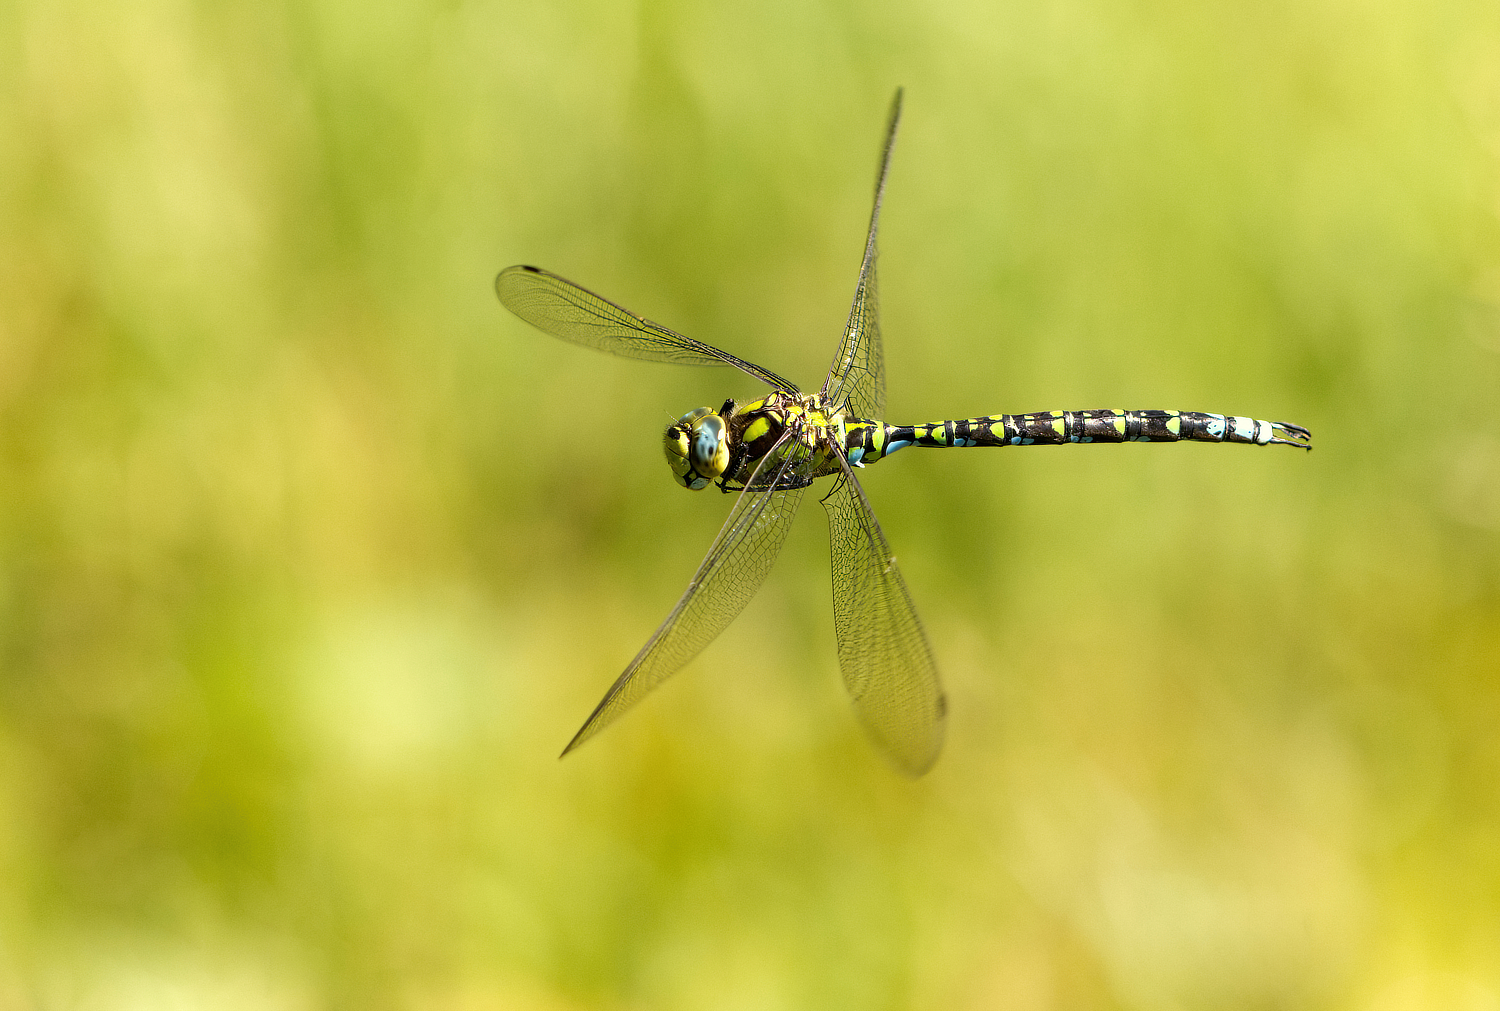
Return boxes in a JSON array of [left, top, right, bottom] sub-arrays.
[[845, 410, 1312, 465]]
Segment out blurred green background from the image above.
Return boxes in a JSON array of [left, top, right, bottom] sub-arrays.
[[2, 0, 1498, 1006]]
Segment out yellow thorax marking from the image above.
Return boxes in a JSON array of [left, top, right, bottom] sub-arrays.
[[742, 416, 774, 444]]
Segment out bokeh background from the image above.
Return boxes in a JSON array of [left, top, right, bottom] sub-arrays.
[[3, 0, 1498, 1007]]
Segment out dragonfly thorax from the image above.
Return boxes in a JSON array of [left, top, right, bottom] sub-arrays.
[[664, 406, 730, 490]]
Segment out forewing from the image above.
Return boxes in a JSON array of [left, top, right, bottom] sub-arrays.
[[821, 89, 902, 420], [496, 264, 798, 393], [821, 452, 946, 775], [561, 437, 815, 756]]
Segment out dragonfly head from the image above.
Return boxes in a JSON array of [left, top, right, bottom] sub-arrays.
[[664, 406, 730, 490]]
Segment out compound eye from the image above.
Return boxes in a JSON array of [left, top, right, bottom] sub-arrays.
[[689, 414, 729, 478], [663, 407, 724, 491]]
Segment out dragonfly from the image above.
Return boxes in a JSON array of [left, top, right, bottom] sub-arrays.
[[495, 90, 1312, 775]]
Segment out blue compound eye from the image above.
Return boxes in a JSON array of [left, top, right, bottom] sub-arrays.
[[663, 407, 727, 490], [689, 414, 728, 476]]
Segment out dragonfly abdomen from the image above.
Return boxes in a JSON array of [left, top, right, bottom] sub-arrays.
[[845, 410, 1311, 464]]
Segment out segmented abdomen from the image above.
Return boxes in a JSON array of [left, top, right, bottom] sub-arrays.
[[844, 410, 1311, 465]]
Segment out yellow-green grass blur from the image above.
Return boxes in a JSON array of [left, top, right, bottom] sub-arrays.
[[3, 0, 1498, 1007]]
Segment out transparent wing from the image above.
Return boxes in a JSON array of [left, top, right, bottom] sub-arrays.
[[821, 88, 902, 420], [561, 437, 815, 757], [496, 265, 799, 393], [821, 451, 946, 776]]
